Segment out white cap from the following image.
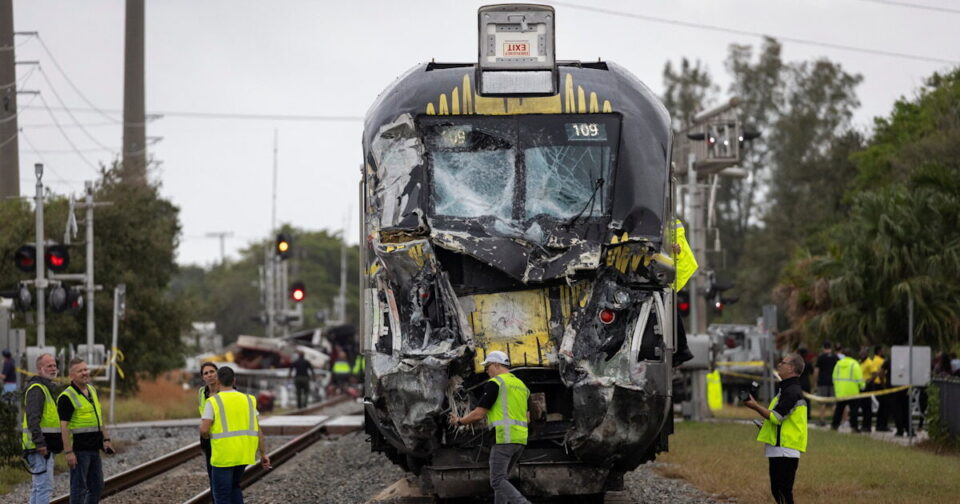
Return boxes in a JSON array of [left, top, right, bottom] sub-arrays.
[[481, 350, 510, 367]]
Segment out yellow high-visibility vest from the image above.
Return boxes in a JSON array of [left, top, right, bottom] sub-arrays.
[[21, 383, 60, 450], [208, 390, 260, 467], [832, 356, 864, 398], [485, 372, 530, 445], [673, 220, 698, 292], [58, 385, 103, 436]]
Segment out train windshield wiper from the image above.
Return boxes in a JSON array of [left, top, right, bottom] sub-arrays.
[[563, 177, 604, 229]]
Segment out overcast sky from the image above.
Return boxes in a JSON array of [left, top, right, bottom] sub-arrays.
[[12, 0, 959, 266]]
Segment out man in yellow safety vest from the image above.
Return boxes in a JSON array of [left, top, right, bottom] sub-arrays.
[[22, 353, 62, 504], [58, 357, 114, 504], [831, 346, 865, 432], [449, 351, 531, 504], [200, 366, 271, 504]]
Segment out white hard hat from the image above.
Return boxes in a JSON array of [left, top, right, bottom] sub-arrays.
[[481, 350, 510, 367]]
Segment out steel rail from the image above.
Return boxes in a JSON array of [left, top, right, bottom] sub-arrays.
[[181, 414, 338, 504], [49, 442, 202, 504]]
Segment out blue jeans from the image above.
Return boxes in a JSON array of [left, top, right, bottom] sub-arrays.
[[211, 465, 246, 504], [69, 450, 103, 504], [27, 451, 55, 504]]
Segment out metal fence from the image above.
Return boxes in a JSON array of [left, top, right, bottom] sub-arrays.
[[934, 378, 960, 437]]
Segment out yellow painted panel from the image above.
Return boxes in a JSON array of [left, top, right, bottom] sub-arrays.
[[426, 103, 435, 115], [589, 92, 599, 113], [565, 74, 574, 113], [462, 75, 473, 114], [603, 100, 612, 112], [466, 289, 556, 371], [451, 88, 460, 115], [577, 86, 586, 113]]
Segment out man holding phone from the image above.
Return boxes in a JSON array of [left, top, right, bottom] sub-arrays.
[[59, 358, 113, 504]]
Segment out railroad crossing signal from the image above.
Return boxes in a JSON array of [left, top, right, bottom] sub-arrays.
[[677, 290, 691, 318], [49, 285, 83, 312], [276, 233, 293, 260], [0, 283, 33, 311], [12, 244, 71, 272], [45, 245, 70, 272], [289, 281, 306, 303], [14, 245, 36, 272]]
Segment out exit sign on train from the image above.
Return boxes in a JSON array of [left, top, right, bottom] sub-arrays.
[[503, 41, 530, 57]]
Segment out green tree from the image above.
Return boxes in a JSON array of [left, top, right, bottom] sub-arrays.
[[662, 57, 717, 130], [721, 47, 862, 322], [777, 69, 960, 350]]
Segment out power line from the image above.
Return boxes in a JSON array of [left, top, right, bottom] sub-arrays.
[[36, 35, 122, 124], [18, 130, 72, 186], [850, 0, 960, 15], [22, 105, 364, 122], [36, 94, 101, 175], [550, 1, 958, 65], [37, 67, 117, 155]]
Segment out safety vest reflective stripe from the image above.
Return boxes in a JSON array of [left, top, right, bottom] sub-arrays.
[[211, 429, 260, 439], [495, 376, 512, 443], [21, 427, 61, 433], [70, 427, 101, 433]]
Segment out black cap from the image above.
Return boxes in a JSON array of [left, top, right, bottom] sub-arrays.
[[1, 349, 10, 358]]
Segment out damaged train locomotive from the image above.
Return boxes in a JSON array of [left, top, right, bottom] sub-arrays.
[[360, 4, 679, 499]]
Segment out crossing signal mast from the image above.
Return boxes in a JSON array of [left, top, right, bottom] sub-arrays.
[[259, 232, 305, 337]]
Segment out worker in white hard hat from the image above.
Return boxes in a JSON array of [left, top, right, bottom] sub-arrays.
[[450, 350, 531, 504]]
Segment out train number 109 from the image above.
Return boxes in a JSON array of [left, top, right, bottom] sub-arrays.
[[566, 122, 608, 141]]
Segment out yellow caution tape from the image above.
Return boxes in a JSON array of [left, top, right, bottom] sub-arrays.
[[803, 385, 910, 404], [110, 347, 126, 380], [715, 361, 767, 367], [16, 367, 72, 384], [717, 370, 775, 381]]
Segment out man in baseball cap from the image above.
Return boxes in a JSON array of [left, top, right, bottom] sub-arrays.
[[450, 350, 531, 503]]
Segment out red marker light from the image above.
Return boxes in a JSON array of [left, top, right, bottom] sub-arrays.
[[292, 289, 305, 302], [679, 302, 690, 312], [49, 254, 65, 267], [599, 309, 616, 324]]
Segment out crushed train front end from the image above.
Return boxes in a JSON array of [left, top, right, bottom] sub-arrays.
[[359, 59, 677, 497]]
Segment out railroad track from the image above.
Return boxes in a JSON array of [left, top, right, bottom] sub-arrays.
[[48, 394, 354, 504]]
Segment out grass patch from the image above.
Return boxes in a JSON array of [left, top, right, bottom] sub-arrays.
[[0, 465, 30, 494], [103, 371, 198, 423], [658, 421, 960, 504], [709, 405, 757, 420]]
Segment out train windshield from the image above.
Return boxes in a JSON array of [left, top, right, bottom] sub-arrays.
[[422, 114, 620, 227]]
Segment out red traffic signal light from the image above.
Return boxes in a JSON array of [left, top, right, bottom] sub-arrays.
[[14, 245, 36, 272], [45, 245, 70, 272], [677, 290, 690, 317], [289, 281, 306, 302], [276, 233, 293, 260]]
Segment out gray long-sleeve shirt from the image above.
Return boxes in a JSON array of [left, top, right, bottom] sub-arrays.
[[24, 375, 60, 451]]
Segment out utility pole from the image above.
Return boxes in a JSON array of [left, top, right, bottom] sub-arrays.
[[122, 0, 146, 184], [205, 231, 234, 265], [0, 0, 19, 198], [34, 164, 46, 347]]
